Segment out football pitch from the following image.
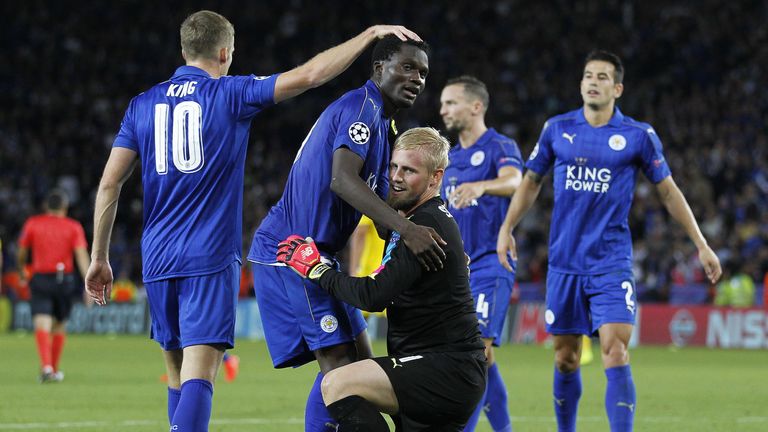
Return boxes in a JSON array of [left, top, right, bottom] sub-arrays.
[[0, 333, 765, 431]]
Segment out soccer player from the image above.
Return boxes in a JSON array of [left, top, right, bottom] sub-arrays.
[[84, 9, 423, 431], [247, 35, 441, 431], [18, 189, 90, 383], [497, 50, 722, 432], [439, 76, 523, 432], [277, 127, 486, 431]]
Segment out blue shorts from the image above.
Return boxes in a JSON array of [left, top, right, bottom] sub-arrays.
[[145, 261, 239, 351], [545, 270, 637, 335], [252, 264, 367, 368], [470, 274, 513, 346]]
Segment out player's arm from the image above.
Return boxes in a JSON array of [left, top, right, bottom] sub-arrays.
[[74, 246, 93, 306], [278, 236, 422, 312], [496, 170, 544, 271], [74, 247, 90, 281], [655, 176, 722, 283], [450, 165, 522, 209], [16, 246, 29, 284], [273, 26, 421, 103], [320, 242, 422, 312], [331, 148, 446, 271], [86, 147, 138, 305]]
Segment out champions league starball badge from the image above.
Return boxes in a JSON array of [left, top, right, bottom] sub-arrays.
[[348, 122, 371, 145]]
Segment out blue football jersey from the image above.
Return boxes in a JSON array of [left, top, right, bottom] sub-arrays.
[[113, 66, 278, 282], [442, 129, 523, 277], [525, 107, 671, 274], [248, 80, 391, 263]]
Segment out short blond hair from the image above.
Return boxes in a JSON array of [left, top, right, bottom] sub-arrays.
[[393, 127, 450, 173], [180, 10, 234, 61]]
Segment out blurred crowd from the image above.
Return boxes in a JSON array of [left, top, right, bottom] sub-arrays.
[[1, 0, 766, 304]]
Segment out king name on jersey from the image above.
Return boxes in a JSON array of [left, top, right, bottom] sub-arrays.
[[565, 164, 611, 193], [166, 81, 198, 98]]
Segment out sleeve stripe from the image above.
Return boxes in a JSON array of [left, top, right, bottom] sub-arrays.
[[356, 88, 369, 121]]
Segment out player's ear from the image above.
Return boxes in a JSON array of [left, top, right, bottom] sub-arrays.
[[472, 100, 484, 115], [218, 47, 229, 65], [430, 169, 444, 188], [372, 60, 384, 81], [614, 83, 624, 99]]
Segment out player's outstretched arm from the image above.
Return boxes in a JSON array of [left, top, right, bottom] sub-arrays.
[[86, 147, 138, 305], [450, 165, 522, 209], [273, 25, 421, 103], [277, 236, 421, 312], [330, 148, 446, 271], [654, 176, 722, 283], [497, 170, 543, 271]]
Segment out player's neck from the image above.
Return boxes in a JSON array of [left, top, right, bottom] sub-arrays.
[[458, 123, 488, 149], [583, 103, 615, 127], [185, 60, 223, 79], [404, 189, 440, 216]]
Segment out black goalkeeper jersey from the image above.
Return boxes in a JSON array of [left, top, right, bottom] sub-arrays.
[[317, 197, 484, 356]]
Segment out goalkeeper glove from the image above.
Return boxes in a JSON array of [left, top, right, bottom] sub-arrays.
[[276, 235, 331, 280]]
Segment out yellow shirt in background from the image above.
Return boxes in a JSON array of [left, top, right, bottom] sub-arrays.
[[354, 216, 386, 277]]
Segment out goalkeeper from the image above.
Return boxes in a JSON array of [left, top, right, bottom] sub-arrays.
[[277, 127, 486, 431]]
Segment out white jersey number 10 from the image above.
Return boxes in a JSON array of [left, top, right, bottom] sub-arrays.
[[154, 101, 205, 174]]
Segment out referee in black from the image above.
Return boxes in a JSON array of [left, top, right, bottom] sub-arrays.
[[277, 127, 486, 431]]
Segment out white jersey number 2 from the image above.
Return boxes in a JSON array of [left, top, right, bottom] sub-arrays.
[[621, 281, 636, 314], [154, 102, 204, 174]]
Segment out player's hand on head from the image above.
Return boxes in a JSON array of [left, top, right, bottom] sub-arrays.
[[370, 25, 422, 42], [276, 236, 331, 280], [496, 226, 517, 272], [84, 259, 113, 306], [699, 246, 722, 284], [401, 223, 447, 272]]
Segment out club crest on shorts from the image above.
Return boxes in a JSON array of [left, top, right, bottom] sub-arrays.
[[470, 150, 485, 166], [608, 134, 627, 151], [545, 309, 555, 325], [320, 314, 338, 333], [348, 122, 371, 145]]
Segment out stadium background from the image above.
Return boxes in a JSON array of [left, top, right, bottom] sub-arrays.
[[0, 1, 766, 431], [2, 0, 766, 300]]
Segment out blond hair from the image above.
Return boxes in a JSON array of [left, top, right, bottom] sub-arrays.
[[180, 10, 234, 61], [393, 127, 450, 173]]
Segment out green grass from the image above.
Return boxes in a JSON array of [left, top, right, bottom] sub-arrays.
[[0, 333, 765, 431]]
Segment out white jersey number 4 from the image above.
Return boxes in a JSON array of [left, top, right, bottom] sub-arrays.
[[154, 101, 205, 174]]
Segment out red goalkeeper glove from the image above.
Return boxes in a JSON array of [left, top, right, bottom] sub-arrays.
[[276, 236, 331, 280]]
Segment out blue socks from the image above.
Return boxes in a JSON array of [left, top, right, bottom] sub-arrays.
[[486, 363, 512, 431], [167, 387, 182, 424], [171, 379, 213, 432], [463, 363, 511, 432], [605, 365, 636, 432], [306, 372, 337, 431], [553, 368, 582, 432]]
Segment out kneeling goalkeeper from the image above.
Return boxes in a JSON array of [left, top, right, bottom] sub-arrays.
[[278, 127, 486, 431]]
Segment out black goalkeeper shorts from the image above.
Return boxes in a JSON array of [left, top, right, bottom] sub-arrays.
[[372, 350, 487, 431]]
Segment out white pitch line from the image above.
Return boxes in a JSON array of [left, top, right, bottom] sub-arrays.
[[0, 418, 304, 430], [0, 416, 764, 429]]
